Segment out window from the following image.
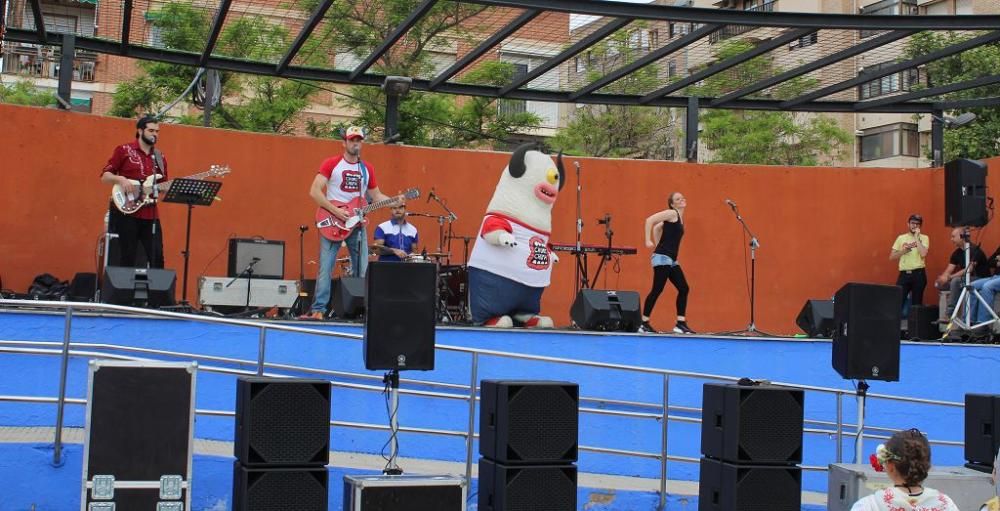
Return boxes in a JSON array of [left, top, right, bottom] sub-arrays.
[[670, 22, 690, 39], [859, 123, 919, 161], [667, 59, 677, 79], [857, 61, 920, 99], [860, 0, 917, 38], [789, 32, 818, 50]]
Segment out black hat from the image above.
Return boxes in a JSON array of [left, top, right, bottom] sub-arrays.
[[908, 214, 923, 224]]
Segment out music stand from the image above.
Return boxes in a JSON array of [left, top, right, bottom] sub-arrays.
[[164, 178, 223, 303]]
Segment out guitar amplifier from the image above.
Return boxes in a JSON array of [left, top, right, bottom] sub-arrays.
[[199, 277, 299, 309], [228, 238, 285, 279]]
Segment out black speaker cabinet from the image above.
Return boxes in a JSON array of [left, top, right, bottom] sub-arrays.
[[480, 380, 579, 464], [333, 276, 366, 318], [364, 261, 437, 371], [233, 462, 328, 511], [965, 393, 1000, 465], [101, 266, 177, 308], [343, 474, 465, 511], [478, 458, 577, 511], [570, 289, 642, 332], [945, 158, 988, 228], [235, 377, 331, 466], [796, 299, 834, 338], [908, 304, 940, 341], [69, 272, 97, 302], [832, 282, 902, 382], [701, 383, 804, 465], [698, 457, 802, 511], [229, 238, 286, 279]]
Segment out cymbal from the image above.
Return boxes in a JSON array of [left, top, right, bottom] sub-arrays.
[[422, 252, 450, 258]]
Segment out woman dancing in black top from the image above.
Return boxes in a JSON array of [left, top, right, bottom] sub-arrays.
[[640, 192, 694, 334]]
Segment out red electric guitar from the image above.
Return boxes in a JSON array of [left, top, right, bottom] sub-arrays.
[[315, 188, 420, 242]]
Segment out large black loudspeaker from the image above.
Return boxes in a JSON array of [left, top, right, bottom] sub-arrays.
[[965, 393, 1000, 465], [570, 289, 642, 332], [698, 458, 802, 511], [333, 276, 365, 318], [235, 377, 331, 466], [701, 383, 804, 464], [478, 458, 577, 511], [908, 305, 940, 341], [480, 380, 579, 464], [364, 261, 437, 371], [945, 158, 988, 228], [796, 299, 834, 338], [832, 282, 902, 382], [101, 266, 177, 307], [232, 462, 328, 511], [228, 238, 285, 279]]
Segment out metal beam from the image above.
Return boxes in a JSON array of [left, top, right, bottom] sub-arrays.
[[782, 30, 1000, 109], [686, 96, 699, 162], [348, 0, 437, 81], [931, 109, 943, 167], [277, 0, 336, 74], [28, 0, 47, 43], [429, 8, 541, 90], [856, 74, 1000, 110], [568, 22, 721, 101], [640, 27, 816, 104], [120, 0, 133, 50], [459, 0, 1000, 30], [711, 29, 914, 107], [199, 0, 234, 67], [57, 33, 75, 110], [937, 96, 1000, 110], [498, 17, 631, 97]]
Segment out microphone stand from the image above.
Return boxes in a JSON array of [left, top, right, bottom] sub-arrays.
[[721, 202, 771, 337], [574, 161, 586, 295], [227, 258, 259, 312], [429, 190, 458, 265]]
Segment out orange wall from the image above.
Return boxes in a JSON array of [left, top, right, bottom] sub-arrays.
[[3, 104, 999, 333]]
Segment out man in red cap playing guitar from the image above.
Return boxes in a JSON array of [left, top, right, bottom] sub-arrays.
[[300, 126, 398, 320]]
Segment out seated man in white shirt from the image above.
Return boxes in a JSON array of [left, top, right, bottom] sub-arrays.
[[372, 201, 418, 262]]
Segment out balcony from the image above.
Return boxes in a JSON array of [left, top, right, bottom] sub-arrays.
[[709, 1, 777, 44], [2, 44, 98, 82]]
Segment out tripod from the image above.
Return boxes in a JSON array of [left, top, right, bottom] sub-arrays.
[[383, 369, 403, 475], [721, 200, 772, 337], [947, 228, 999, 333]]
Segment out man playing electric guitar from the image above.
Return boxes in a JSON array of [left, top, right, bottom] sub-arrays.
[[99, 115, 167, 268], [300, 126, 396, 320]]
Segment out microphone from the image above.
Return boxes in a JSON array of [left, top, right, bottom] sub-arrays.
[[427, 188, 436, 203], [574, 161, 580, 170], [299, 225, 308, 233], [251, 257, 261, 262], [725, 199, 737, 210]]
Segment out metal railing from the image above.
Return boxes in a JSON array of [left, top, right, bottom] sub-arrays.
[[1, 43, 97, 82], [0, 299, 965, 508]]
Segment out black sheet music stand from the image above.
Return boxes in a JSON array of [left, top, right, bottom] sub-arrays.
[[164, 178, 223, 304]]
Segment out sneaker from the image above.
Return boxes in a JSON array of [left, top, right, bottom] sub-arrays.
[[638, 321, 658, 334], [298, 311, 325, 321], [672, 321, 696, 334]]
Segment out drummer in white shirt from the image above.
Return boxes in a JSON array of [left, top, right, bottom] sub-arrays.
[[372, 201, 419, 262]]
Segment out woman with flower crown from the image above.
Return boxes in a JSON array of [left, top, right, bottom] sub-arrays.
[[853, 428, 959, 511]]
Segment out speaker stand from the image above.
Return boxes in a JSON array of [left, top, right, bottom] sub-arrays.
[[383, 369, 403, 475], [854, 380, 869, 464], [946, 230, 1000, 335]]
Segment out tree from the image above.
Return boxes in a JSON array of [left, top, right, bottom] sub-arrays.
[[301, 0, 541, 146], [904, 32, 1000, 160], [109, 1, 319, 134], [550, 25, 680, 159], [690, 40, 851, 166], [0, 79, 56, 107]]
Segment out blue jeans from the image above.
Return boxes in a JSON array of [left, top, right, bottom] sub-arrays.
[[970, 276, 1000, 324], [311, 227, 367, 313], [469, 267, 544, 324], [651, 254, 677, 267]]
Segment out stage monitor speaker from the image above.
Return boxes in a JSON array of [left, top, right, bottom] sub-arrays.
[[908, 304, 940, 341], [796, 299, 834, 338], [478, 458, 577, 511], [364, 261, 437, 371], [101, 266, 176, 308], [343, 474, 465, 511], [945, 158, 988, 228], [229, 238, 286, 279], [480, 380, 579, 464], [333, 276, 366, 319], [965, 393, 1000, 465], [832, 282, 901, 382], [233, 462, 328, 511], [235, 377, 331, 466], [570, 289, 641, 332], [701, 383, 804, 464], [69, 272, 97, 302], [698, 457, 801, 511]]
